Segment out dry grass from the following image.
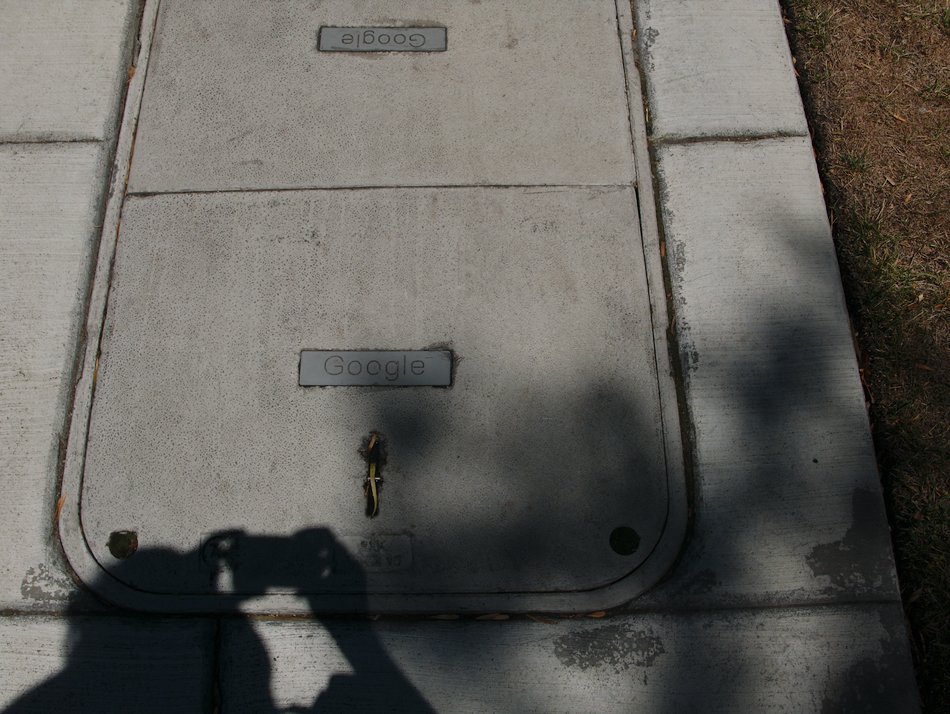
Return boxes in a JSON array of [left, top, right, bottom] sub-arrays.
[[783, 1, 950, 710]]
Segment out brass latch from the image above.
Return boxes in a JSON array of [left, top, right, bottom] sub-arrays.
[[364, 432, 383, 517]]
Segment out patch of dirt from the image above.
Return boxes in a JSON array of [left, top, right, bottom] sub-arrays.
[[783, 1, 950, 710]]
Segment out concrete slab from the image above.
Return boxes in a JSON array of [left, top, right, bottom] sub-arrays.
[[0, 615, 214, 712], [219, 603, 918, 713], [0, 143, 113, 611], [127, 0, 635, 192], [638, 137, 898, 607], [634, 0, 809, 141], [73, 186, 684, 613], [0, 0, 137, 142]]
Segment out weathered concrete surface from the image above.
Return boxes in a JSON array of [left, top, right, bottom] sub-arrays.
[[0, 0, 137, 142], [0, 143, 114, 611], [638, 137, 898, 608], [76, 186, 683, 613], [0, 615, 214, 712], [0, 0, 916, 710], [219, 603, 918, 713], [635, 0, 808, 141], [127, 0, 635, 192]]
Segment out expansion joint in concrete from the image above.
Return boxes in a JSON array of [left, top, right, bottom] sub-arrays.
[[126, 182, 638, 197], [649, 130, 811, 147], [612, 0, 639, 168], [0, 137, 102, 145], [0, 596, 902, 623]]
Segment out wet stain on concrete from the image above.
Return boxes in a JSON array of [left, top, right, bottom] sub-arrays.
[[641, 27, 659, 71], [20, 563, 73, 603], [806, 488, 896, 593], [553, 623, 666, 674]]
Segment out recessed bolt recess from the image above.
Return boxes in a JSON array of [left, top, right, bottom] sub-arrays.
[[107, 530, 138, 559], [609, 527, 640, 556]]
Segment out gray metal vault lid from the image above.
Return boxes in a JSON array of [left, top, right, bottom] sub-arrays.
[[63, 0, 687, 614], [125, 0, 636, 192]]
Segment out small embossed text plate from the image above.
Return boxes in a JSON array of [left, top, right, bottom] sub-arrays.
[[319, 26, 447, 52], [300, 350, 452, 387]]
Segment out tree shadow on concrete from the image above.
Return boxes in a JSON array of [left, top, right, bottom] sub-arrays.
[[6, 376, 666, 713], [3, 191, 922, 711], [643, 202, 920, 713], [3, 317, 920, 712]]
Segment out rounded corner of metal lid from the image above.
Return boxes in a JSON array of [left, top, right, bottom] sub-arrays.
[[56, 516, 147, 613], [371, 486, 690, 616], [56, 493, 197, 614], [542, 495, 689, 614], [602, 492, 689, 608]]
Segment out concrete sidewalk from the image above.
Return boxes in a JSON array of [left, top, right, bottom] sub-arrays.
[[0, 0, 919, 711], [1, 0, 137, 611]]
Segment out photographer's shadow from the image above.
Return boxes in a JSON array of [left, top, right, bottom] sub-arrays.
[[206, 528, 433, 713], [6, 528, 433, 713]]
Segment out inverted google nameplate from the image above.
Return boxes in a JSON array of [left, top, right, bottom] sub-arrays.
[[300, 350, 452, 387], [318, 27, 447, 52]]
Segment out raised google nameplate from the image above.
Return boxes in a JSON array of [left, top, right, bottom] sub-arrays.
[[299, 350, 452, 386]]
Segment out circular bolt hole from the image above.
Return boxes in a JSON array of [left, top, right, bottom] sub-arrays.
[[108, 530, 138, 559], [609, 526, 640, 556]]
